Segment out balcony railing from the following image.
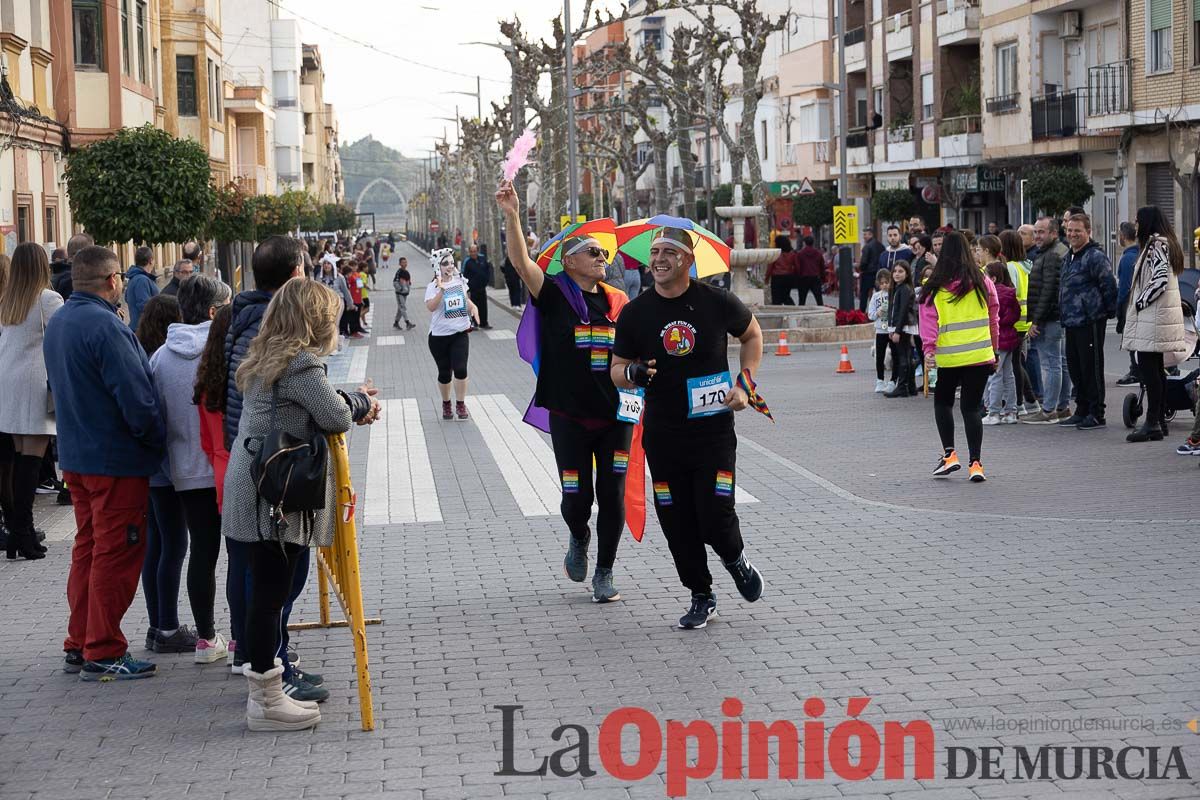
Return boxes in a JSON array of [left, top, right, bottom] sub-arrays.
[[985, 93, 1020, 114], [886, 124, 914, 143], [936, 0, 980, 12], [846, 131, 869, 149], [1087, 60, 1131, 117], [1032, 91, 1084, 140], [888, 10, 912, 33], [937, 115, 982, 136], [843, 26, 865, 47]]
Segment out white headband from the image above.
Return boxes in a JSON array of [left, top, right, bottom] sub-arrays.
[[650, 234, 693, 255], [565, 237, 602, 256]]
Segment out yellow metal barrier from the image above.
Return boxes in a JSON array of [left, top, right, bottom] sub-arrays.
[[287, 432, 380, 731]]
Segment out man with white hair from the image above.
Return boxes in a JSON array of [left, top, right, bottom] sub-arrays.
[[611, 226, 766, 630]]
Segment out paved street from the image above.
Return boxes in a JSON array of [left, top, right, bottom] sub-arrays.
[[2, 241, 1198, 799]]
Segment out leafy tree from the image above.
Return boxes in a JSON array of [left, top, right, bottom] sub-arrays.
[[712, 183, 753, 209], [65, 124, 214, 245], [792, 188, 838, 228], [322, 203, 358, 232], [206, 182, 256, 244], [872, 188, 915, 224], [1024, 166, 1094, 217]]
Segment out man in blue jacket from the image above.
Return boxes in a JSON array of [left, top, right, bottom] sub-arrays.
[[44, 246, 166, 681], [1114, 222, 1141, 386], [123, 246, 159, 331], [1058, 213, 1118, 431]]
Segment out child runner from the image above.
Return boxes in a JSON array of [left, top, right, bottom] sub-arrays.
[[981, 261, 1020, 425], [867, 269, 893, 393]]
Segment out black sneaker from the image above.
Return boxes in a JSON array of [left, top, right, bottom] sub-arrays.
[[1115, 372, 1140, 387], [35, 479, 59, 495], [282, 672, 329, 703], [153, 625, 199, 653], [292, 667, 323, 687], [563, 530, 590, 583], [723, 552, 763, 602], [678, 593, 718, 630], [63, 650, 84, 674], [1076, 415, 1106, 431], [1056, 414, 1086, 427]]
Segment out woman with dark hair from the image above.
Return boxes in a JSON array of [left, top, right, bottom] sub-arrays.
[[999, 228, 1037, 414], [0, 243, 62, 559], [910, 235, 934, 275], [884, 261, 918, 398], [1121, 206, 1186, 442], [766, 235, 796, 305], [918, 231, 1000, 482]]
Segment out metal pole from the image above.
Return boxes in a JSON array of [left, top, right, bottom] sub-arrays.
[[836, 0, 854, 311], [563, 0, 580, 217], [705, 74, 715, 234]]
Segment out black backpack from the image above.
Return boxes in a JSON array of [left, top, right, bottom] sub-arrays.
[[244, 382, 327, 540]]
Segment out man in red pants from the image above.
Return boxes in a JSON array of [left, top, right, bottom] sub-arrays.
[[44, 246, 166, 680]]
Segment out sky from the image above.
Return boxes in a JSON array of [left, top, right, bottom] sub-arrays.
[[281, 0, 625, 159]]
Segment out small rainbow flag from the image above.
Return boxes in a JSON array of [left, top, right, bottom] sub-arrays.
[[561, 470, 580, 493], [715, 470, 734, 496], [613, 450, 630, 474], [737, 368, 775, 423], [591, 326, 616, 347], [653, 481, 672, 506], [574, 325, 592, 348], [590, 348, 610, 372]]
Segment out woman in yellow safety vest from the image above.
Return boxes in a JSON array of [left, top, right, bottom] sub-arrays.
[[917, 231, 1000, 483], [999, 229, 1037, 414]]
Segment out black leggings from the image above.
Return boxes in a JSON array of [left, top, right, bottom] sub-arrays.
[[1137, 351, 1166, 426], [339, 307, 363, 336], [245, 541, 306, 674], [875, 333, 890, 380], [933, 364, 992, 463], [889, 333, 914, 389], [428, 331, 469, 383], [144, 486, 188, 632], [548, 415, 633, 570], [178, 488, 223, 641]]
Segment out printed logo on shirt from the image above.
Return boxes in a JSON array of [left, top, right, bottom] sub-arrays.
[[660, 321, 697, 357], [653, 481, 672, 506], [715, 470, 734, 497], [574, 326, 592, 348], [612, 451, 629, 474], [590, 348, 610, 372], [561, 470, 580, 494]]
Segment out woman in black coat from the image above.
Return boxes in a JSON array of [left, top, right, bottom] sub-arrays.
[[885, 260, 919, 397]]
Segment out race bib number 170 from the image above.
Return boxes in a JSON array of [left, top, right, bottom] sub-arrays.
[[686, 372, 732, 418]]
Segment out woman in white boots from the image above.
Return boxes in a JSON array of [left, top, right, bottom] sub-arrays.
[[222, 277, 380, 731]]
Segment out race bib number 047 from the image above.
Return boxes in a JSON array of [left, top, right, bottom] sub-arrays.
[[443, 290, 466, 315], [686, 372, 732, 418]]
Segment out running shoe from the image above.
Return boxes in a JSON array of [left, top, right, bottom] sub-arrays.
[[406, 322, 416, 330], [1056, 413, 1086, 427], [591, 568, 621, 603], [291, 667, 323, 687], [1020, 409, 1057, 424], [282, 673, 329, 703], [35, 479, 59, 495], [1175, 439, 1200, 455], [1001, 412, 1018, 425], [982, 413, 1002, 426], [932, 450, 961, 477], [723, 552, 763, 602], [153, 625, 198, 653], [883, 380, 896, 394], [194, 634, 228, 664], [968, 461, 987, 482], [1076, 416, 1106, 431], [677, 593, 718, 630], [456, 401, 469, 420], [564, 531, 590, 583], [442, 400, 453, 420], [874, 379, 886, 393], [80, 653, 157, 682], [1115, 372, 1140, 387], [63, 650, 84, 674]]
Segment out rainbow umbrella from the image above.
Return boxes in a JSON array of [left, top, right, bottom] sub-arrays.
[[615, 214, 731, 278], [535, 218, 618, 276]]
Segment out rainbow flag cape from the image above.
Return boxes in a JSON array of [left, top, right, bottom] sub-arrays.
[[516, 273, 648, 541]]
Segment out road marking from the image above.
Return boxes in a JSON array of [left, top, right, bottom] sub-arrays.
[[468, 394, 561, 516], [484, 329, 516, 340], [377, 336, 405, 346], [364, 398, 441, 525], [326, 345, 369, 385]]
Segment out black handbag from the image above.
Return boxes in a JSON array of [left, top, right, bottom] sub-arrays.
[[244, 382, 327, 539]]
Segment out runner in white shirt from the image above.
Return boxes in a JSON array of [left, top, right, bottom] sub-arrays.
[[424, 248, 479, 420]]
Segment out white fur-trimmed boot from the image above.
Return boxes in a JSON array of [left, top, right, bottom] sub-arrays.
[[245, 665, 321, 731]]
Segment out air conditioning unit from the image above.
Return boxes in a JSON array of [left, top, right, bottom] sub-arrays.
[[1059, 11, 1082, 39]]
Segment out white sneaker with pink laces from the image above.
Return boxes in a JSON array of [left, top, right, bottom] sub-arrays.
[[194, 633, 229, 664]]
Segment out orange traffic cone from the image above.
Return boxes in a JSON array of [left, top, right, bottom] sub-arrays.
[[774, 331, 791, 357], [835, 345, 855, 374]]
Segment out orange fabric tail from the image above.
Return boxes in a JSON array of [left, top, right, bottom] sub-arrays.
[[624, 423, 646, 541]]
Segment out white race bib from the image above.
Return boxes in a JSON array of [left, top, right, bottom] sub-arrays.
[[686, 372, 732, 418], [442, 288, 467, 316], [616, 388, 645, 424]]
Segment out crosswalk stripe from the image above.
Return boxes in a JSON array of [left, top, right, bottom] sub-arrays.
[[468, 394, 561, 516], [377, 336, 405, 346], [483, 329, 516, 340], [363, 398, 441, 525], [326, 345, 370, 385]]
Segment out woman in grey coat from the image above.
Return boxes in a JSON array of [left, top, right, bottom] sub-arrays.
[[0, 243, 63, 560], [222, 278, 379, 731]]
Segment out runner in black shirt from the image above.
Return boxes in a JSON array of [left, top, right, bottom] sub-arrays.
[[611, 227, 765, 629], [497, 181, 632, 603]]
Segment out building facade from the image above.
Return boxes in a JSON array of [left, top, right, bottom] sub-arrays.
[[300, 43, 340, 204], [160, 0, 227, 183]]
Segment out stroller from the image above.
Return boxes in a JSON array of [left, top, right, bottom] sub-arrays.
[[1122, 294, 1199, 429]]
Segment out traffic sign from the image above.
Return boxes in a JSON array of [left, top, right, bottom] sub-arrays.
[[833, 206, 858, 245], [429, 220, 440, 233], [560, 214, 586, 230]]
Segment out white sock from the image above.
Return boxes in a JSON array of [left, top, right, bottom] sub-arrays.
[[159, 627, 178, 637]]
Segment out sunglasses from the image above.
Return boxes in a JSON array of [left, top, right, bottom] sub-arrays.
[[574, 247, 609, 260]]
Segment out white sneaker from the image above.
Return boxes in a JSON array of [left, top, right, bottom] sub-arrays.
[[874, 379, 886, 393], [1002, 412, 1018, 424], [195, 633, 229, 664], [883, 380, 896, 393], [982, 413, 1002, 426]]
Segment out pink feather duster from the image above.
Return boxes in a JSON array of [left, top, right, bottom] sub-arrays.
[[501, 130, 537, 181]]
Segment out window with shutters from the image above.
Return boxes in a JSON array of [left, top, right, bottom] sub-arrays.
[[120, 0, 131, 76], [177, 55, 198, 116], [797, 101, 831, 144], [1147, 0, 1172, 73], [72, 0, 104, 70], [1145, 163, 1175, 222]]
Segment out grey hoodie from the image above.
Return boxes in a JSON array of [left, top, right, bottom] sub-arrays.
[[149, 320, 215, 491]]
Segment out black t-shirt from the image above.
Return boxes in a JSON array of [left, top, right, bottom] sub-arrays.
[[532, 280, 620, 421], [613, 280, 752, 436]]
